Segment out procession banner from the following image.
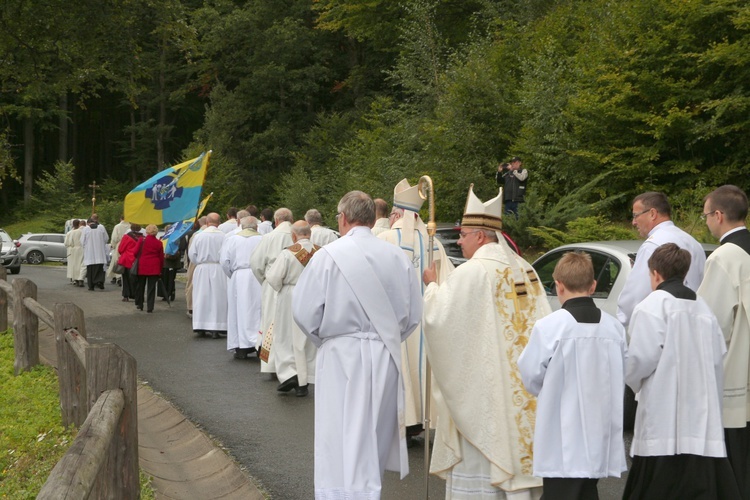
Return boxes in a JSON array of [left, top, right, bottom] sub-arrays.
[[124, 151, 211, 225], [161, 192, 213, 255]]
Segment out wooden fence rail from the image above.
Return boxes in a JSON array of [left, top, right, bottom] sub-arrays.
[[0, 269, 139, 499]]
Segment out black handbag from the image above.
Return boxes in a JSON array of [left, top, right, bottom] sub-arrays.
[[130, 238, 145, 275]]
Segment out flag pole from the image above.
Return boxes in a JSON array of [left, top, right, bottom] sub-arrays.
[[417, 175, 435, 499]]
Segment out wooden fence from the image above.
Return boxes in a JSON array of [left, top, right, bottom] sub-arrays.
[[0, 266, 139, 499]]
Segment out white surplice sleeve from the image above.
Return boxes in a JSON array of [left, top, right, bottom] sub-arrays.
[[219, 239, 233, 278], [698, 256, 736, 344], [517, 318, 561, 397], [266, 252, 287, 293], [292, 253, 326, 347], [625, 305, 665, 393], [617, 240, 658, 327]]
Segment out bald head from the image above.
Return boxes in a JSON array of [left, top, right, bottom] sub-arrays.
[[240, 216, 258, 230], [206, 212, 221, 227], [291, 220, 312, 242], [198, 216, 207, 228]]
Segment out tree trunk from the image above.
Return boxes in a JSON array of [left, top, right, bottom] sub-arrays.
[[156, 40, 166, 170], [23, 117, 33, 205], [59, 93, 69, 162], [130, 108, 137, 183]]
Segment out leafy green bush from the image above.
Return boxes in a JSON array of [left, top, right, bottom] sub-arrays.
[[527, 216, 636, 249]]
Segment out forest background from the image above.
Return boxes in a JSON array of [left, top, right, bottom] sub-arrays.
[[0, 0, 748, 248]]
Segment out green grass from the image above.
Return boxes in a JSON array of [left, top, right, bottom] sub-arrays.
[[0, 216, 60, 240], [0, 329, 155, 498]]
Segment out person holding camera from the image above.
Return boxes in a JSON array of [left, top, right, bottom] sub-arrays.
[[496, 156, 528, 216]]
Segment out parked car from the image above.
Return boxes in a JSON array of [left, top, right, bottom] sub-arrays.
[[0, 229, 21, 274], [531, 239, 718, 430], [17, 233, 68, 264], [530, 240, 717, 315], [435, 223, 520, 267]]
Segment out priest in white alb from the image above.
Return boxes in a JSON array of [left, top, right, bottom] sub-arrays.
[[250, 208, 294, 374], [188, 212, 228, 338], [80, 216, 110, 291], [65, 219, 85, 286], [106, 215, 131, 284], [293, 191, 422, 500], [305, 209, 339, 246], [378, 178, 453, 440], [371, 198, 391, 236], [422, 185, 551, 499], [220, 216, 263, 359], [266, 220, 319, 397]]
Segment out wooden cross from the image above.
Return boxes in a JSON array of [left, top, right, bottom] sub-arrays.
[[88, 180, 98, 214]]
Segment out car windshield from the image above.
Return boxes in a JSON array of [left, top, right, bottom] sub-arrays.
[[534, 249, 622, 299], [0, 232, 11, 243]]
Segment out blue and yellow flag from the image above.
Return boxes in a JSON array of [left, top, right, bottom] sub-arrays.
[[124, 152, 211, 225], [161, 193, 213, 255]]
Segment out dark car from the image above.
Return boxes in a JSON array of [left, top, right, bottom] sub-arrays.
[[435, 223, 520, 266], [0, 229, 21, 274]]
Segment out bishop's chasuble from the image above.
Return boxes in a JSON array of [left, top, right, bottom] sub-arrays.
[[423, 242, 551, 498]]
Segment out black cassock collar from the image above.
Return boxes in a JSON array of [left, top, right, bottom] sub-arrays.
[[561, 296, 601, 324]]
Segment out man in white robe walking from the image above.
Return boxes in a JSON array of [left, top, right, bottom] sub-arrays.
[[293, 191, 422, 500], [422, 185, 551, 499], [697, 185, 750, 498], [305, 209, 338, 246], [267, 221, 319, 397], [617, 191, 706, 326], [258, 208, 274, 235], [220, 216, 263, 359], [251, 208, 294, 374], [218, 207, 238, 234], [65, 219, 85, 286], [378, 178, 453, 441], [80, 216, 110, 291], [106, 215, 130, 284], [189, 213, 228, 338], [371, 198, 391, 236]]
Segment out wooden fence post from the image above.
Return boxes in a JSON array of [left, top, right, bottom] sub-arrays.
[[0, 265, 7, 332], [86, 344, 139, 499], [54, 303, 88, 427], [12, 278, 38, 374]]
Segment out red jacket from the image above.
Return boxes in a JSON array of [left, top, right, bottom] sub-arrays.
[[117, 232, 143, 268], [134, 234, 165, 276]]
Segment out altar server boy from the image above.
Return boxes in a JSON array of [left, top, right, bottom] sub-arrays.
[[623, 243, 739, 499], [518, 251, 627, 499]]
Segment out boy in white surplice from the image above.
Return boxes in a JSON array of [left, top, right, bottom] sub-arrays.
[[518, 251, 627, 499]]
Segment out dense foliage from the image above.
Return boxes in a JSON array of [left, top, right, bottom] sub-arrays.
[[0, 0, 747, 243]]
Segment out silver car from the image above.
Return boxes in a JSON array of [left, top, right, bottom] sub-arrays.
[[0, 229, 21, 274], [531, 240, 717, 315], [17, 233, 68, 264]]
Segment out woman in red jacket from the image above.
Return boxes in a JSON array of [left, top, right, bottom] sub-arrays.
[[117, 224, 143, 302], [134, 224, 165, 312]]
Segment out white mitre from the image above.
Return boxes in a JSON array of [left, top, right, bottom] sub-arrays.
[[462, 184, 525, 286], [393, 178, 425, 253]]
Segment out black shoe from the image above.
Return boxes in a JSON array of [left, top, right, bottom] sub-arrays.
[[117, 278, 122, 287], [195, 330, 205, 338], [88, 288, 95, 291], [111, 278, 117, 284], [277, 375, 299, 392], [295, 385, 309, 397], [147, 310, 153, 313], [77, 281, 85, 287], [406, 424, 424, 438], [97, 283, 104, 289], [136, 306, 143, 311]]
